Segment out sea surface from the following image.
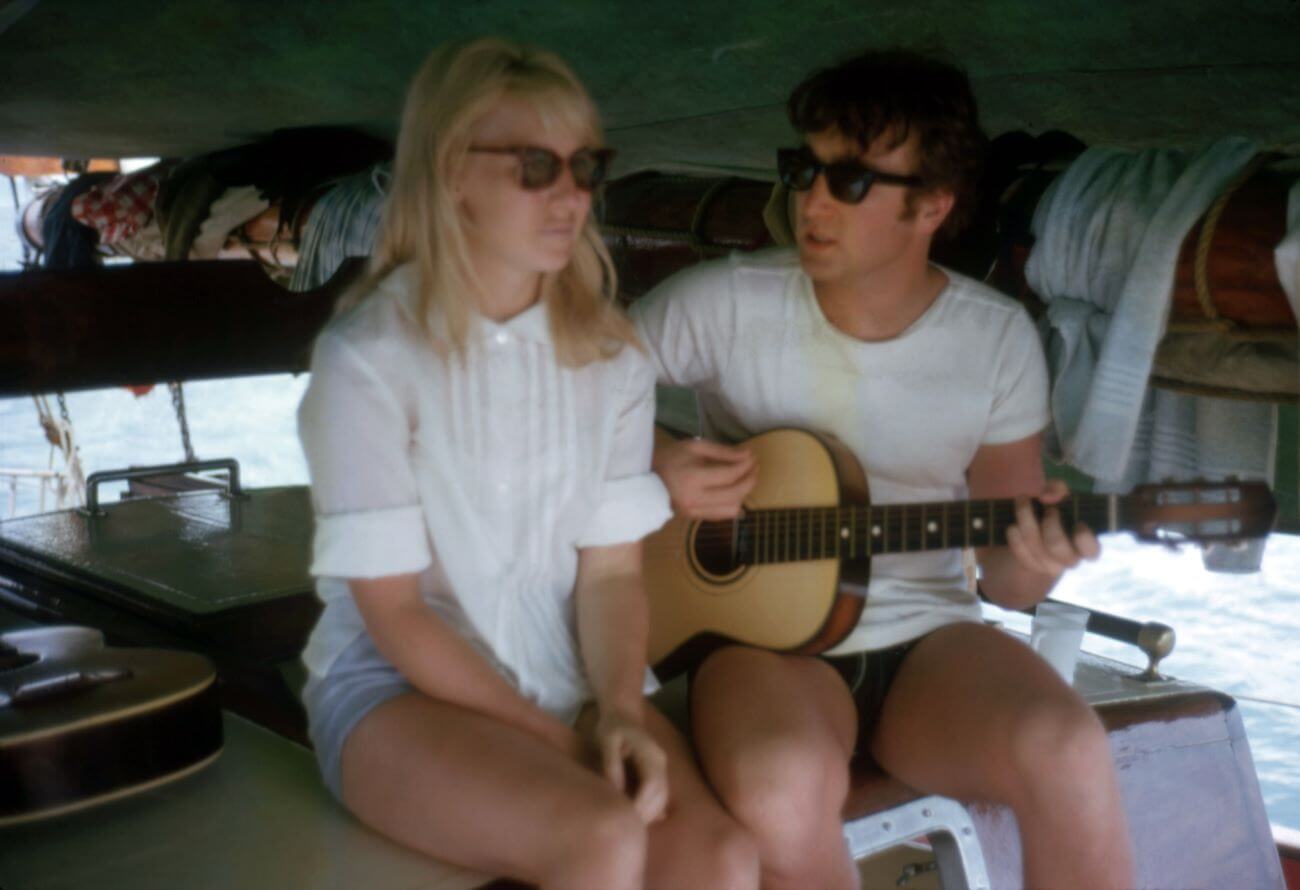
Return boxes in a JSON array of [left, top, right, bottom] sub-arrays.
[[1, 377, 1298, 833]]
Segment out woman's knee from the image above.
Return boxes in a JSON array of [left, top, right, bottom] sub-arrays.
[[654, 819, 760, 890], [708, 823, 762, 889], [542, 790, 647, 883]]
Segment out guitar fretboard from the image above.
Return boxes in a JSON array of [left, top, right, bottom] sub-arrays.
[[722, 495, 1121, 564]]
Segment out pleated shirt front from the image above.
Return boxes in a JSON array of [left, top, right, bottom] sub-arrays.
[[298, 265, 671, 718]]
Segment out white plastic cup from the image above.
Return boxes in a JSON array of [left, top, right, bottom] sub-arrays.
[[1030, 601, 1090, 684]]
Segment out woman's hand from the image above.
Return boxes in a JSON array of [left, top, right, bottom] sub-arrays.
[[590, 707, 669, 825], [652, 436, 756, 520], [1005, 478, 1101, 579]]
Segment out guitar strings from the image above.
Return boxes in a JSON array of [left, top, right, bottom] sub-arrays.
[[644, 500, 1116, 561], [675, 502, 1113, 542]]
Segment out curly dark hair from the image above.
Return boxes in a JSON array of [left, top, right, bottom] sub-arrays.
[[787, 49, 987, 240]]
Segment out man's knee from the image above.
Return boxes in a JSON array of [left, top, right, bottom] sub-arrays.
[[1008, 696, 1113, 788]]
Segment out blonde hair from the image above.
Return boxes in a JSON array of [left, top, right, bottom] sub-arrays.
[[341, 36, 637, 366]]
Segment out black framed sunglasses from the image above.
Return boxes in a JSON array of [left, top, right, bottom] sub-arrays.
[[777, 146, 924, 204], [468, 145, 615, 192]]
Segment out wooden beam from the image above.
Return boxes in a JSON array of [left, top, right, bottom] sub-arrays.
[[0, 259, 362, 396]]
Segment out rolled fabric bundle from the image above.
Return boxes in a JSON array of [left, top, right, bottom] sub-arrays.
[[289, 163, 390, 293], [1025, 138, 1276, 491]]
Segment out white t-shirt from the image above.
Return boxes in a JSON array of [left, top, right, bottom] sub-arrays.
[[630, 249, 1050, 652], [298, 265, 671, 717]]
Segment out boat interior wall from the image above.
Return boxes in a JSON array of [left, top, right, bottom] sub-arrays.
[[1, 2, 1298, 170]]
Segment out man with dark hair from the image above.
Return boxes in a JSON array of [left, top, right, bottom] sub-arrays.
[[631, 49, 1134, 889]]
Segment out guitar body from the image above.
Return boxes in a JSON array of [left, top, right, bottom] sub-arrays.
[[646, 429, 871, 677], [0, 626, 222, 826]]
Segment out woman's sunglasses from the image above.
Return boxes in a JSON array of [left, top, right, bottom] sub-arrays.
[[468, 145, 615, 192], [777, 146, 924, 204]]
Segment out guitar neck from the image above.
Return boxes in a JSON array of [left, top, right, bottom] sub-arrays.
[[734, 494, 1124, 564]]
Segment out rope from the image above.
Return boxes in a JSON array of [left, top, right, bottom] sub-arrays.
[[1183, 152, 1296, 344], [1233, 692, 1300, 713], [1148, 374, 1297, 403], [687, 177, 736, 259], [602, 175, 757, 257], [29, 393, 86, 508], [168, 382, 198, 463], [1165, 319, 1298, 342]]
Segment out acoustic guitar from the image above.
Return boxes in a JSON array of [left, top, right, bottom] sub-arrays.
[[0, 625, 222, 826], [644, 428, 1277, 678]]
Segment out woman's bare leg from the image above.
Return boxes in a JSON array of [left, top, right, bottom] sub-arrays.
[[690, 646, 860, 890], [641, 704, 760, 890], [871, 621, 1134, 890], [340, 693, 645, 890]]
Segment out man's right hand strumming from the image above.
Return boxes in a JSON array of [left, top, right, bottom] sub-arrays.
[[651, 431, 757, 520]]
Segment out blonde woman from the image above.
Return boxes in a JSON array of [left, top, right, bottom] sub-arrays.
[[296, 38, 757, 890]]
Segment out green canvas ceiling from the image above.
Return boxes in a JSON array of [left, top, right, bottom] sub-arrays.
[[1, 0, 1298, 175]]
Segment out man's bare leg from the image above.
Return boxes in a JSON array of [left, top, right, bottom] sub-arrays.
[[690, 646, 861, 890], [871, 621, 1135, 890]]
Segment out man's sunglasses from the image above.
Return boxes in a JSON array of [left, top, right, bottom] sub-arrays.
[[777, 146, 924, 204], [468, 145, 615, 192]]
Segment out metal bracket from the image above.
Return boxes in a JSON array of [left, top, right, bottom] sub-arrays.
[[843, 794, 991, 890], [80, 458, 244, 516]]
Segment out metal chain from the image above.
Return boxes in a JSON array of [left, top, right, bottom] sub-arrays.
[[56, 392, 72, 427], [168, 382, 198, 462]]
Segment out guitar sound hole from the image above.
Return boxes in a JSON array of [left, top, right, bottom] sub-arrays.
[[692, 521, 745, 578]]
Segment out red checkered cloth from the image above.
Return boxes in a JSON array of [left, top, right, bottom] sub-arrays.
[[70, 169, 162, 244]]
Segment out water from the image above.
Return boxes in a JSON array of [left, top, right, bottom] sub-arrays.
[[990, 535, 1300, 832], [2, 377, 1298, 833]]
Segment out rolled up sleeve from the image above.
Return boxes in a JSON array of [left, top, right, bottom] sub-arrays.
[[298, 332, 432, 578], [576, 358, 672, 548]]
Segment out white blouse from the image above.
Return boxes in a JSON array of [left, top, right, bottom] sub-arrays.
[[298, 265, 671, 718]]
